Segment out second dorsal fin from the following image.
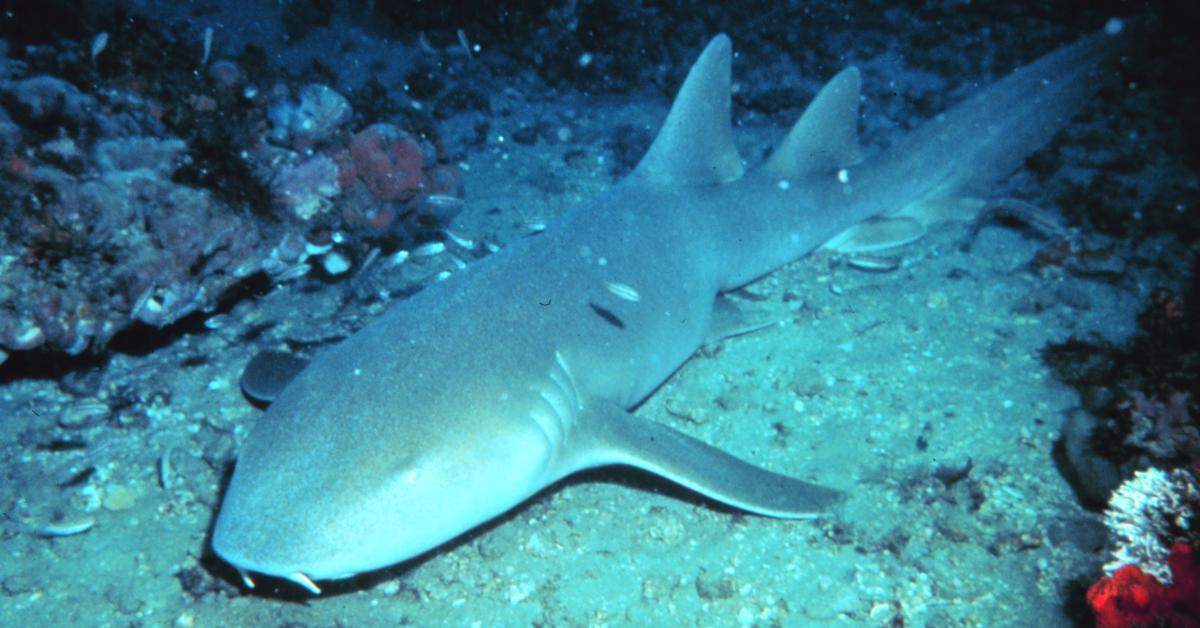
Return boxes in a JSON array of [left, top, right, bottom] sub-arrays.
[[765, 67, 863, 178]]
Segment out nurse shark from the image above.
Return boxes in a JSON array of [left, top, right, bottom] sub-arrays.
[[213, 23, 1135, 593]]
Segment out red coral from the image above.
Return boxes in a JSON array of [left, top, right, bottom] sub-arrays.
[[1167, 544, 1200, 623], [1088, 564, 1167, 627], [1089, 543, 1200, 628], [348, 123, 424, 202]]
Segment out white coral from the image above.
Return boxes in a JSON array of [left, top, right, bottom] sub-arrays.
[[1103, 467, 1199, 584]]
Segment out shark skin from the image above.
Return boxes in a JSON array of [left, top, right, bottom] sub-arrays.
[[212, 25, 1133, 593]]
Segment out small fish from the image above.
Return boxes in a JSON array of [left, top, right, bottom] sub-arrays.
[[91, 33, 109, 63], [456, 28, 473, 59], [604, 281, 641, 302], [201, 27, 214, 65]]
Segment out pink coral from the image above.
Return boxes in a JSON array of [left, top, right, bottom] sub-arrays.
[[347, 123, 424, 202]]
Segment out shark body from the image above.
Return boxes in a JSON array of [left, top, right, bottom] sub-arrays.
[[213, 26, 1131, 592]]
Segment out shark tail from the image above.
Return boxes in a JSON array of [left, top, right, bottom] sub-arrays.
[[857, 19, 1142, 221], [775, 19, 1142, 257], [631, 23, 1140, 288]]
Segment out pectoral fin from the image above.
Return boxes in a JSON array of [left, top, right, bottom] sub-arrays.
[[821, 216, 926, 253], [704, 295, 778, 347], [241, 350, 310, 403], [570, 402, 843, 518]]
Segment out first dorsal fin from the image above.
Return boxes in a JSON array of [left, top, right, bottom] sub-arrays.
[[632, 34, 744, 186], [765, 67, 863, 178]]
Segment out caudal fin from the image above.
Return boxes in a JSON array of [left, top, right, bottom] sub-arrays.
[[868, 19, 1143, 215]]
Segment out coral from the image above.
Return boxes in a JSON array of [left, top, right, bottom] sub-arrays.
[[267, 83, 352, 148], [1102, 467, 1199, 583], [271, 153, 342, 221], [7, 75, 95, 122], [1123, 391, 1200, 461], [346, 123, 425, 202], [94, 136, 189, 174], [0, 69, 268, 360], [1089, 563, 1167, 628], [248, 114, 458, 238], [1088, 543, 1200, 628], [0, 24, 467, 364]]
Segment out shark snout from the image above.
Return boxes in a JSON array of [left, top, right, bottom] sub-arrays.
[[211, 509, 374, 594]]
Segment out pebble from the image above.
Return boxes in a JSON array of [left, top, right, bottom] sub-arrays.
[[103, 485, 137, 511], [322, 251, 351, 275]]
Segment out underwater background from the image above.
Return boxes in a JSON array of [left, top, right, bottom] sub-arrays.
[[0, 1, 1198, 626]]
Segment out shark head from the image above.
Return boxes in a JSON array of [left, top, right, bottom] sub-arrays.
[[211, 319, 567, 591], [211, 428, 547, 589]]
